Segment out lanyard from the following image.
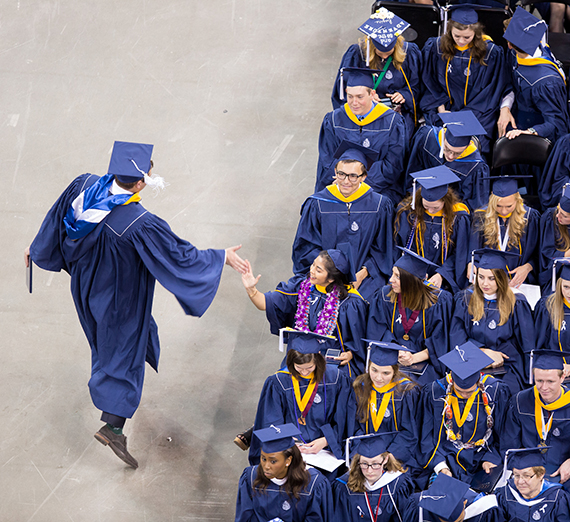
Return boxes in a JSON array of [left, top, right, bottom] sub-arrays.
[[497, 217, 510, 251], [373, 57, 393, 91], [365, 488, 384, 522]]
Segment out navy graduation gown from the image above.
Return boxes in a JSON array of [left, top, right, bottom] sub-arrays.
[[403, 491, 501, 521], [331, 42, 422, 142], [315, 103, 406, 205], [248, 366, 355, 464], [395, 205, 471, 293], [539, 134, 570, 210], [332, 471, 414, 522], [469, 205, 541, 285], [502, 386, 570, 479], [450, 290, 535, 394], [235, 465, 333, 522], [265, 275, 368, 377], [535, 297, 570, 352], [406, 125, 490, 211], [420, 36, 506, 153], [291, 183, 394, 302], [30, 174, 225, 418], [495, 480, 570, 522], [538, 208, 569, 294], [419, 375, 510, 483], [366, 285, 453, 386]]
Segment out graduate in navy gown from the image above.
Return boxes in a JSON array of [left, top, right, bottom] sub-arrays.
[[235, 424, 333, 522], [332, 432, 414, 521], [242, 248, 368, 378], [292, 141, 394, 302], [352, 341, 420, 471], [539, 136, 570, 210], [469, 177, 540, 287], [26, 142, 247, 468], [404, 473, 500, 521], [419, 342, 510, 486], [539, 186, 570, 293], [397, 166, 471, 293], [248, 331, 355, 468], [331, 9, 421, 142], [498, 8, 569, 145], [367, 247, 453, 386], [450, 249, 535, 394], [420, 7, 505, 153], [406, 111, 490, 211], [495, 447, 570, 522], [316, 67, 406, 205], [502, 350, 570, 487]]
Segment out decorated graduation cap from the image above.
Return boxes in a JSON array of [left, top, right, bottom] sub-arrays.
[[504, 7, 547, 57], [552, 257, 570, 292], [471, 247, 520, 275], [328, 242, 357, 282], [333, 139, 379, 170], [439, 110, 486, 149], [394, 246, 439, 279], [450, 6, 478, 25], [284, 328, 337, 355], [358, 7, 410, 57], [254, 423, 301, 454], [507, 446, 549, 470], [419, 473, 470, 521], [409, 166, 460, 209], [108, 141, 153, 183], [365, 339, 412, 367], [439, 342, 493, 388], [560, 183, 570, 213]]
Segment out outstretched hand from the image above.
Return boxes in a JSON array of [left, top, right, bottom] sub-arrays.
[[24, 246, 30, 268], [225, 245, 248, 274], [241, 260, 261, 291]]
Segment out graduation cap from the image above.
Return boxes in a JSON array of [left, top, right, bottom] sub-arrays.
[[253, 423, 301, 454], [333, 140, 379, 170], [283, 329, 337, 355], [471, 247, 520, 275], [358, 8, 410, 56], [487, 175, 532, 198], [108, 141, 154, 183], [507, 446, 549, 471], [394, 246, 439, 279], [439, 111, 487, 149], [365, 339, 412, 367], [450, 6, 478, 25], [439, 342, 493, 388], [328, 242, 357, 282], [344, 432, 397, 467], [552, 257, 570, 292], [339, 66, 377, 94], [419, 473, 470, 521], [504, 7, 547, 57], [409, 166, 460, 209], [559, 183, 570, 213]]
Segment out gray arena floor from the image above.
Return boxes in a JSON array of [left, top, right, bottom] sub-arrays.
[[2, 1, 365, 520]]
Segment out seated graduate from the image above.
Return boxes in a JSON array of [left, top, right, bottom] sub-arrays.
[[366, 247, 453, 386], [536, 259, 570, 375], [242, 247, 368, 378], [495, 447, 570, 522], [450, 248, 535, 394], [539, 186, 570, 293], [235, 424, 333, 522], [292, 141, 394, 302], [396, 166, 471, 293], [406, 111, 490, 212], [315, 66, 406, 205], [404, 472, 500, 521], [331, 8, 421, 142], [502, 350, 570, 488], [468, 177, 540, 288], [353, 341, 420, 471], [420, 7, 505, 154], [539, 137, 570, 211], [248, 330, 355, 468], [332, 432, 414, 522], [419, 342, 510, 486], [498, 8, 569, 145]]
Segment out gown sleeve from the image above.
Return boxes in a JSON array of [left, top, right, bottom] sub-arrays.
[[521, 207, 540, 277], [389, 385, 421, 467], [512, 295, 536, 382], [424, 290, 452, 377], [535, 297, 554, 350], [538, 209, 562, 292], [437, 211, 471, 293], [304, 471, 334, 522], [449, 290, 472, 347], [234, 467, 257, 522], [291, 196, 323, 276], [420, 37, 449, 113], [418, 381, 448, 472], [337, 293, 369, 377], [366, 287, 396, 343], [398, 43, 422, 116], [264, 276, 303, 335], [500, 394, 523, 459], [530, 79, 570, 142], [539, 135, 570, 210]]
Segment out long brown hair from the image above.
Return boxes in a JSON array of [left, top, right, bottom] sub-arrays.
[[318, 250, 351, 301], [553, 207, 570, 252], [388, 267, 438, 310], [468, 268, 515, 325], [253, 445, 310, 500], [346, 453, 406, 493], [476, 193, 527, 250], [394, 187, 462, 249], [440, 20, 488, 65], [286, 350, 326, 384], [353, 369, 416, 423], [358, 35, 407, 70], [546, 277, 568, 329]]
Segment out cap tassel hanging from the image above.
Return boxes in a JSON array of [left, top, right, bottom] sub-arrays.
[[412, 179, 417, 210], [553, 260, 558, 294], [470, 250, 475, 283], [529, 350, 535, 385], [340, 69, 345, 101], [439, 125, 446, 159], [366, 37, 370, 67]]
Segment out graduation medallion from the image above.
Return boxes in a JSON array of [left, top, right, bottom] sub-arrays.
[[538, 441, 548, 452], [403, 334, 410, 341], [298, 416, 306, 426]]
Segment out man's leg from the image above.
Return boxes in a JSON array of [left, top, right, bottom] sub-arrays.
[[94, 411, 138, 469]]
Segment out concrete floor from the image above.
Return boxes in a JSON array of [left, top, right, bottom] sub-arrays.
[[1, 1, 369, 520]]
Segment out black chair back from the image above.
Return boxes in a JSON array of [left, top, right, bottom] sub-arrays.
[[491, 135, 553, 170]]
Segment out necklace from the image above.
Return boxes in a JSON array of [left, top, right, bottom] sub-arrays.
[[294, 276, 340, 337]]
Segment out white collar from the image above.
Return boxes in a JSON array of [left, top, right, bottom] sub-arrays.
[[110, 180, 134, 196], [465, 494, 498, 519], [270, 476, 288, 486], [483, 293, 497, 301], [365, 471, 402, 491], [508, 482, 547, 506]]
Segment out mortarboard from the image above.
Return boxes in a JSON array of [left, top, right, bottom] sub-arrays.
[[365, 339, 411, 367], [504, 7, 547, 57], [108, 141, 153, 183], [488, 175, 531, 198], [394, 246, 439, 279], [439, 342, 493, 388], [439, 111, 486, 148], [285, 329, 336, 355], [450, 7, 478, 25], [254, 423, 301, 454], [472, 247, 520, 275], [530, 348, 570, 372], [328, 242, 357, 282], [358, 8, 410, 55], [419, 473, 470, 521], [355, 432, 395, 458], [507, 446, 548, 471], [409, 166, 460, 207], [333, 140, 379, 170], [552, 257, 570, 292], [560, 183, 570, 213]]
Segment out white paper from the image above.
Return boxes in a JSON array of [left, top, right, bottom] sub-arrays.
[[513, 284, 541, 310], [301, 449, 344, 472]]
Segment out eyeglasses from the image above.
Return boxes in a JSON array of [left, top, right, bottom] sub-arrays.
[[359, 462, 384, 470], [512, 473, 536, 482], [335, 170, 364, 182]]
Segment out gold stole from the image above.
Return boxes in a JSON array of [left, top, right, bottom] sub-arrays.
[[292, 373, 317, 416], [534, 386, 570, 441]]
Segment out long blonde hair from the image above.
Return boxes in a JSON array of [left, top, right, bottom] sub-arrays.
[[359, 35, 406, 70], [468, 268, 516, 325], [553, 207, 570, 252], [547, 278, 567, 329], [478, 193, 527, 250], [347, 453, 406, 493]]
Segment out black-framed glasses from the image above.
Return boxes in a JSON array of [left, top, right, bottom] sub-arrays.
[[335, 170, 364, 182], [359, 462, 384, 470], [512, 473, 536, 482]]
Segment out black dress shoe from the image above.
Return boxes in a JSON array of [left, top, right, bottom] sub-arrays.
[[95, 425, 139, 469], [233, 426, 253, 451]]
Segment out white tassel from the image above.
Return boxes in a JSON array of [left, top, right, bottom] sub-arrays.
[[553, 260, 557, 294], [529, 350, 535, 385], [439, 126, 446, 159], [143, 172, 169, 196], [366, 38, 370, 67], [470, 251, 475, 284], [412, 180, 417, 210], [340, 69, 345, 101]]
